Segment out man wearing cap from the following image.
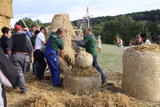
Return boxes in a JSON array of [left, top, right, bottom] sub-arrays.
[[7, 25, 33, 94], [45, 28, 64, 87]]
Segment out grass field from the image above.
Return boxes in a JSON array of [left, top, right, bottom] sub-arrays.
[[98, 44, 123, 73]]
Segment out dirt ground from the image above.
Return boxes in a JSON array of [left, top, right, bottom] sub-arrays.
[[6, 72, 160, 107]]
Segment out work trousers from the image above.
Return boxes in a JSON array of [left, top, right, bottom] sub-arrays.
[[10, 54, 28, 92], [45, 49, 60, 87]]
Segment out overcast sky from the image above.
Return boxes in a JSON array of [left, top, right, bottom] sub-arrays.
[[11, 0, 160, 26]]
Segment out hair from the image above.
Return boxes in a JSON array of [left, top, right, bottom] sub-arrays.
[[31, 25, 37, 28], [1, 27, 10, 35], [141, 33, 147, 38], [40, 27, 46, 31], [34, 30, 40, 35], [56, 28, 64, 35], [87, 28, 93, 33]]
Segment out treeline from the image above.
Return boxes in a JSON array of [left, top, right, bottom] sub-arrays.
[[73, 9, 160, 45]]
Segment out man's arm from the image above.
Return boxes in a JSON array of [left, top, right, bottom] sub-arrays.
[[73, 40, 86, 47], [26, 36, 33, 63]]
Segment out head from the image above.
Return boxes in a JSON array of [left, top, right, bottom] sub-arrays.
[[1, 27, 11, 37], [56, 28, 64, 37], [40, 27, 46, 34], [86, 28, 93, 35], [141, 33, 147, 40], [14, 25, 23, 33], [34, 30, 40, 36], [136, 35, 142, 43], [31, 25, 37, 32]]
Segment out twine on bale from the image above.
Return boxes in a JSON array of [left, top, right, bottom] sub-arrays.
[[122, 44, 160, 101]]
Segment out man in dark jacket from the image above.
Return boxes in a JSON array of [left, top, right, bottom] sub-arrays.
[[7, 25, 33, 94]]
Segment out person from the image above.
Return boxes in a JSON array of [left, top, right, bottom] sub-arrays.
[[141, 33, 151, 44], [133, 35, 143, 45], [0, 27, 11, 54], [96, 35, 102, 53], [7, 25, 33, 94], [0, 47, 19, 107], [31, 30, 40, 49], [34, 27, 46, 80], [73, 28, 107, 84], [45, 28, 64, 87], [26, 25, 37, 37]]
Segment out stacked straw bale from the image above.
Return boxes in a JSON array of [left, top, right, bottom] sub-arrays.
[[0, 0, 13, 35], [75, 51, 93, 68], [122, 44, 160, 101], [49, 14, 76, 64]]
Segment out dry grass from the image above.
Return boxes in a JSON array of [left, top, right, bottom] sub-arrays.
[[131, 44, 160, 52]]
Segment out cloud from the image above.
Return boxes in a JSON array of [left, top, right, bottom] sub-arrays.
[[11, 0, 160, 27]]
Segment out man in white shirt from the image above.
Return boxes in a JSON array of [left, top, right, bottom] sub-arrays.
[[35, 27, 46, 50], [33, 27, 47, 80]]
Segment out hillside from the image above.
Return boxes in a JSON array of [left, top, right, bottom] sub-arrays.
[[73, 9, 160, 25], [73, 9, 160, 45]]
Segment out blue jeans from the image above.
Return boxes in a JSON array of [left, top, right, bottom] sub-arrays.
[[92, 56, 106, 83], [45, 49, 60, 87]]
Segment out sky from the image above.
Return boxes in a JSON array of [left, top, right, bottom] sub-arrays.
[[11, 0, 160, 27]]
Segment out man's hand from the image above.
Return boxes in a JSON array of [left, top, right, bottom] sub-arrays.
[[60, 50, 64, 59]]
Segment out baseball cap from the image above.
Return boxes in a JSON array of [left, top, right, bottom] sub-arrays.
[[14, 25, 22, 30]]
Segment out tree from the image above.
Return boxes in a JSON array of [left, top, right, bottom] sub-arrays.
[[16, 18, 36, 28]]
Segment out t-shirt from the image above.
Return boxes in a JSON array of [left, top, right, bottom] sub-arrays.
[[84, 34, 97, 56], [35, 32, 45, 50], [144, 39, 151, 44], [46, 33, 64, 51]]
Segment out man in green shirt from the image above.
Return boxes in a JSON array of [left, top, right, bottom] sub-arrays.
[[73, 28, 106, 84], [45, 28, 64, 87]]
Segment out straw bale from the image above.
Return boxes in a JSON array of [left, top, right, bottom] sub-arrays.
[[49, 14, 76, 64], [69, 66, 97, 77], [122, 48, 160, 101], [130, 44, 160, 52], [0, 0, 13, 18], [75, 51, 93, 68], [0, 16, 10, 35], [63, 72, 101, 91], [59, 57, 72, 72]]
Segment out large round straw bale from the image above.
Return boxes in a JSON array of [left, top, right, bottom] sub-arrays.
[[122, 48, 160, 101], [75, 51, 93, 68], [63, 73, 101, 91], [59, 57, 71, 72], [49, 14, 76, 64]]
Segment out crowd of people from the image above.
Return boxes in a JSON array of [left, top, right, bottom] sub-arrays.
[[128, 34, 151, 46], [0, 25, 106, 106]]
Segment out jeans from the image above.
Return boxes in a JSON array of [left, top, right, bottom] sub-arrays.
[[92, 56, 106, 83]]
